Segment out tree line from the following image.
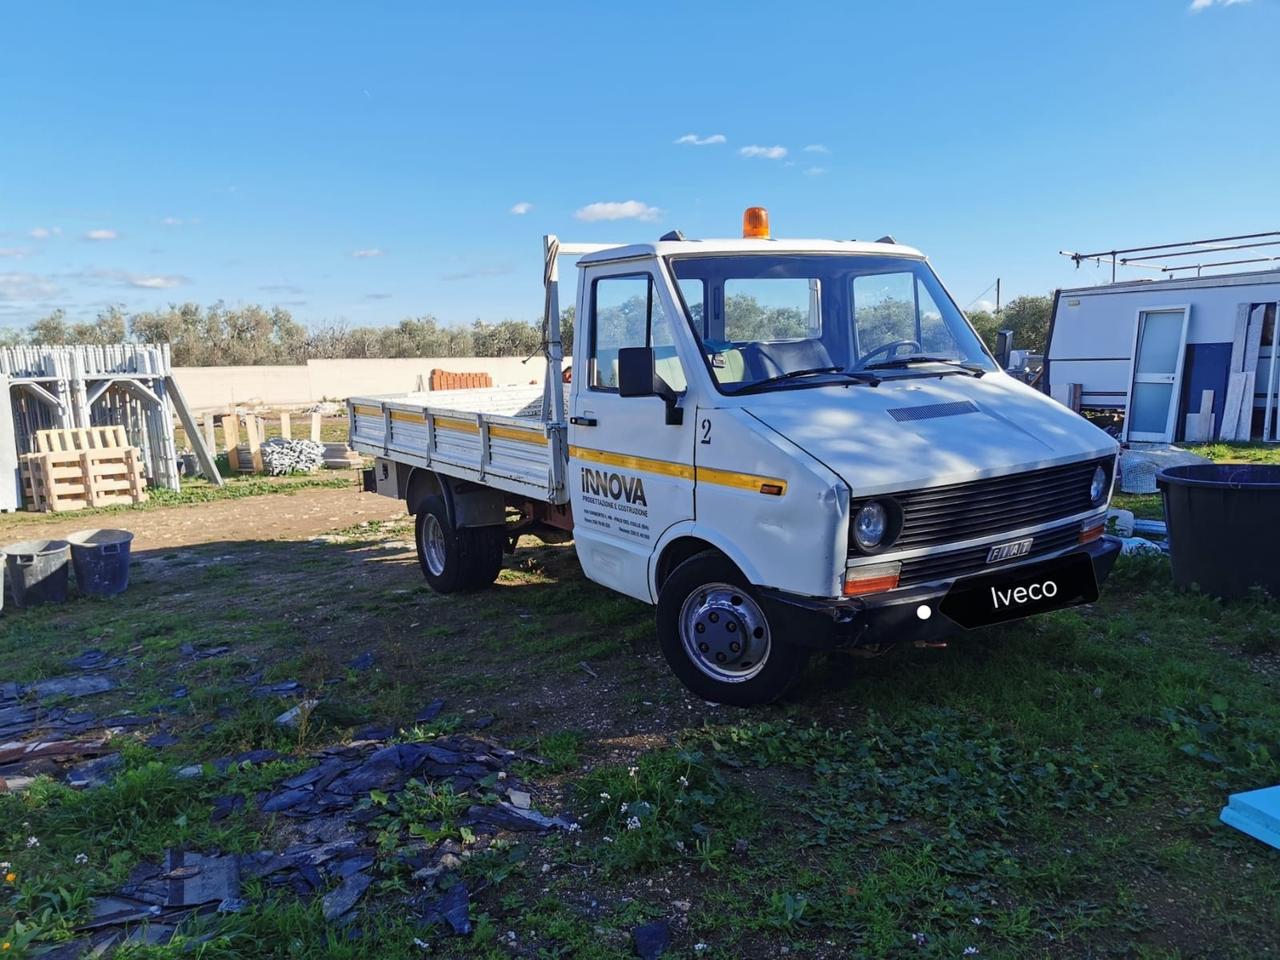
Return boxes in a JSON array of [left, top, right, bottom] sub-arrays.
[[0, 304, 575, 368], [0, 293, 1050, 367]]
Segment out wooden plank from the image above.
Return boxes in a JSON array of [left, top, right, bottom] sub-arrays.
[[202, 415, 218, 458], [1235, 371, 1256, 441], [1244, 304, 1265, 377], [1229, 304, 1251, 373], [222, 411, 240, 472], [244, 414, 264, 473], [310, 412, 322, 443], [1220, 372, 1246, 440], [279, 412, 291, 440]]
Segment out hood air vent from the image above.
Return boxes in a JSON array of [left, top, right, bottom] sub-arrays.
[[887, 400, 979, 423]]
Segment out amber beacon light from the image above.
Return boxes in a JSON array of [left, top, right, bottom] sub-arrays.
[[742, 206, 770, 239]]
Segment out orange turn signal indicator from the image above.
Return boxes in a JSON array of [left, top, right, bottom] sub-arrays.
[[742, 206, 770, 239], [842, 561, 901, 597], [1079, 520, 1105, 545]]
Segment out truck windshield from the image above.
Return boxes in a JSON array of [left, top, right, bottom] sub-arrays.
[[667, 254, 995, 392]]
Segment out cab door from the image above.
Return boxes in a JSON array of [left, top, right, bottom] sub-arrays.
[[568, 264, 695, 602]]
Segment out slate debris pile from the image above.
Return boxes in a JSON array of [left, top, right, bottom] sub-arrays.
[[0, 652, 148, 792], [52, 732, 575, 954], [259, 437, 326, 476]]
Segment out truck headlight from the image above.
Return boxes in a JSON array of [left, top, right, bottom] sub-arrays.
[[1090, 465, 1108, 504], [853, 501, 889, 551]]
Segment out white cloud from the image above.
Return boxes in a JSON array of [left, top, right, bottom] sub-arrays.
[[674, 133, 726, 146], [509, 202, 533, 215], [0, 247, 31, 258], [803, 144, 830, 154], [29, 227, 61, 239], [1190, 0, 1250, 9], [85, 229, 118, 241], [161, 216, 198, 226], [0, 272, 60, 301], [352, 248, 385, 258], [129, 274, 186, 289], [971, 298, 997, 313], [441, 264, 516, 282], [574, 200, 662, 222], [740, 145, 787, 160], [804, 166, 827, 177]]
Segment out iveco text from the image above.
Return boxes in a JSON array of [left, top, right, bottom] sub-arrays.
[[350, 208, 1121, 705]]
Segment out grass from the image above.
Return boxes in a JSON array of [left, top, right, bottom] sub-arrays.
[[2, 481, 1279, 957]]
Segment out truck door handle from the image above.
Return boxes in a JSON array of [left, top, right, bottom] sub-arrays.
[[570, 416, 597, 427]]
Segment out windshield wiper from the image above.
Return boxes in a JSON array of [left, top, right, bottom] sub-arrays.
[[862, 356, 986, 378], [730, 367, 880, 395]]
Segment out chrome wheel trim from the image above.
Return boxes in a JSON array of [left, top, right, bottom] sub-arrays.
[[678, 582, 771, 683], [422, 513, 448, 576]]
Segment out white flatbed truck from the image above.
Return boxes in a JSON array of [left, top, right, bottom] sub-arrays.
[[351, 210, 1121, 705]]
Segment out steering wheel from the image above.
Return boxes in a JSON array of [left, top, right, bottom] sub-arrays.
[[859, 339, 921, 366]]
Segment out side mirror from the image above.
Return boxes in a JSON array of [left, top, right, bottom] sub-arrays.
[[617, 346, 683, 425]]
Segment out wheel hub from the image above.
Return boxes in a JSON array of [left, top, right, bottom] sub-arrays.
[[679, 583, 771, 683], [422, 514, 447, 576]]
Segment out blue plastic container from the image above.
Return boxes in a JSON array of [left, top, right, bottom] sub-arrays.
[[65, 529, 134, 598]]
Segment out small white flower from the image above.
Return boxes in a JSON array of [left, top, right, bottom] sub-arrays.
[[626, 816, 641, 831], [599, 792, 611, 801], [0, 862, 9, 871], [628, 766, 638, 778], [964, 949, 980, 957], [603, 836, 614, 843], [694, 945, 708, 954], [619, 802, 629, 814], [674, 840, 685, 852], [971, 916, 983, 926], [497, 771, 507, 780], [26, 836, 39, 848], [413, 937, 430, 950], [565, 822, 581, 832], [910, 932, 927, 946], [74, 853, 89, 865], [678, 775, 689, 788]]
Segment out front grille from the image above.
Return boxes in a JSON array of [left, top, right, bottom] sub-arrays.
[[897, 523, 1081, 585], [853, 457, 1110, 552]]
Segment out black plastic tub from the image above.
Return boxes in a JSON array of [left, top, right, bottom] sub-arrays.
[[1157, 464, 1280, 599]]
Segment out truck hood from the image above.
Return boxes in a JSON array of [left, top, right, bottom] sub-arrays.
[[741, 372, 1118, 497]]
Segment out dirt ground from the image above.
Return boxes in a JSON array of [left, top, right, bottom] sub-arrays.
[[0, 482, 405, 550]]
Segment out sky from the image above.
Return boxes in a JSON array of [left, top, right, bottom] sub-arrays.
[[2, 0, 1279, 331]]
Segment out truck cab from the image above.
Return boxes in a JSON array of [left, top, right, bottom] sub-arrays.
[[352, 210, 1121, 705]]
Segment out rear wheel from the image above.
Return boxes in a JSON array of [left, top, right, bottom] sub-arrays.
[[414, 496, 503, 592], [656, 551, 808, 706]]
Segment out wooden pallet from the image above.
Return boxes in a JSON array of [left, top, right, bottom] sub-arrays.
[[20, 446, 147, 512], [34, 426, 129, 453]]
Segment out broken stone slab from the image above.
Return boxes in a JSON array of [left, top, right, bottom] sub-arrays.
[[464, 802, 574, 833], [252, 679, 303, 698], [66, 650, 127, 671], [415, 699, 445, 723], [29, 675, 116, 700], [348, 652, 375, 672], [66, 753, 123, 789], [146, 731, 180, 748], [275, 699, 319, 727], [322, 871, 373, 922], [210, 794, 246, 822], [632, 920, 672, 960], [180, 643, 231, 660], [329, 853, 376, 878], [160, 851, 242, 907], [0, 737, 111, 766], [507, 789, 532, 809], [418, 882, 471, 936]]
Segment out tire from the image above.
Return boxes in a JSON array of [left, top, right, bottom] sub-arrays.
[[414, 495, 504, 593], [656, 551, 809, 706]]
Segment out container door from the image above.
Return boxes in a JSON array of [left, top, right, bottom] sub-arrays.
[[1125, 306, 1190, 442]]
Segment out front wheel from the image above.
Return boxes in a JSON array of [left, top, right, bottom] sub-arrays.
[[656, 552, 808, 706]]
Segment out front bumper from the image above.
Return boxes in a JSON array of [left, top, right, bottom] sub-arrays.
[[759, 535, 1122, 650]]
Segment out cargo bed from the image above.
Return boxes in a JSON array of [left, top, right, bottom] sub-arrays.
[[348, 386, 566, 504]]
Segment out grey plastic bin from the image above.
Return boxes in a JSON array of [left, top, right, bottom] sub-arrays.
[[3, 539, 71, 607], [66, 529, 134, 598]]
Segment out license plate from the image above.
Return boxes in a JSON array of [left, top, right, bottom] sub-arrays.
[[939, 552, 1099, 629]]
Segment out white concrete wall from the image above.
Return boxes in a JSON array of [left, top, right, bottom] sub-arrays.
[[173, 357, 547, 412]]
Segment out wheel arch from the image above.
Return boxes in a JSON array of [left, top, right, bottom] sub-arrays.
[[650, 523, 764, 600], [405, 468, 504, 528]]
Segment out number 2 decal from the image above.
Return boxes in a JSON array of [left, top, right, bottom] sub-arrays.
[[700, 418, 712, 444]]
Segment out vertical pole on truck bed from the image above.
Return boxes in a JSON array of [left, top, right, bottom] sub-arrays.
[[542, 235, 568, 499]]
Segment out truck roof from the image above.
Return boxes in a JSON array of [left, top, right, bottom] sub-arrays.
[[576, 238, 926, 265]]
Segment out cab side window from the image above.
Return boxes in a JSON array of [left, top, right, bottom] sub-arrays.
[[590, 275, 687, 392]]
